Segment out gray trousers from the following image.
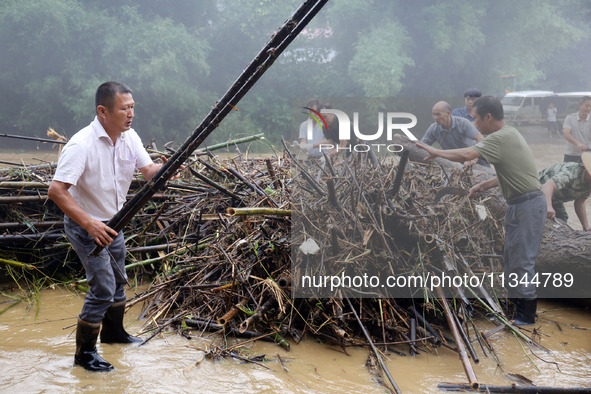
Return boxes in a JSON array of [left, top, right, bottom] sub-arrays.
[[504, 191, 546, 299], [64, 216, 127, 323]]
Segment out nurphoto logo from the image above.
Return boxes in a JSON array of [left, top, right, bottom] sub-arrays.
[[302, 107, 418, 153]]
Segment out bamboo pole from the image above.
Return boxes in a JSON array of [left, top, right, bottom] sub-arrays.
[[226, 207, 291, 216], [0, 133, 67, 145], [91, 0, 328, 256], [239, 298, 276, 333], [0, 162, 57, 172], [0, 195, 49, 203], [226, 167, 269, 198], [391, 149, 409, 198], [0, 257, 37, 270], [345, 296, 402, 394], [0, 221, 63, 230], [194, 133, 265, 153], [218, 299, 248, 326], [452, 309, 480, 364], [435, 286, 479, 390], [0, 181, 49, 188], [189, 167, 244, 202]]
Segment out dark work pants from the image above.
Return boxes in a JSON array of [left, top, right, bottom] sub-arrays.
[[564, 154, 582, 163], [504, 191, 546, 299], [64, 216, 127, 323]]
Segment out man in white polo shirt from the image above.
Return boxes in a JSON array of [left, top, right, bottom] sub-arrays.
[[562, 96, 591, 163], [48, 82, 166, 372]]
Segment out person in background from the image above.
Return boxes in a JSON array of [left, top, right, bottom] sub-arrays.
[[421, 101, 487, 166], [296, 98, 324, 158], [562, 96, 591, 163], [546, 102, 559, 137], [452, 88, 482, 122], [540, 152, 591, 231], [48, 82, 176, 372], [416, 96, 546, 326], [310, 102, 350, 158]]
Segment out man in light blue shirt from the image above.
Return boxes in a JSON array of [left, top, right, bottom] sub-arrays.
[[421, 101, 486, 166]]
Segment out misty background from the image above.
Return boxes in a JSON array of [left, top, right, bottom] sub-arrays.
[[1, 0, 590, 151]]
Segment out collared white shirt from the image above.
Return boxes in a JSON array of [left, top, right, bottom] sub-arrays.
[[53, 117, 152, 220], [563, 112, 591, 156]]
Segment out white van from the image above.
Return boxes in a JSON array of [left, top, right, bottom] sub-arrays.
[[501, 90, 555, 125], [556, 92, 591, 116]]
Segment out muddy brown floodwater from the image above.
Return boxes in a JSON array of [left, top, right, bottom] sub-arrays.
[[1, 129, 591, 393], [1, 287, 589, 393]]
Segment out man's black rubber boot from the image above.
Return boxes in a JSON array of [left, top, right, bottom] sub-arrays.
[[74, 318, 114, 372], [100, 302, 142, 344], [513, 298, 537, 326]]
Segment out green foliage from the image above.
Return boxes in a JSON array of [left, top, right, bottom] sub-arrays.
[[0, 0, 589, 148], [348, 22, 414, 97]]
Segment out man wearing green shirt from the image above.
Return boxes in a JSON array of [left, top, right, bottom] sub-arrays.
[[539, 153, 591, 231], [416, 96, 546, 326]]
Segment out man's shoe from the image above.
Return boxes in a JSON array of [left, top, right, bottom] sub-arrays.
[[100, 302, 142, 344], [75, 318, 114, 372], [513, 298, 537, 326]]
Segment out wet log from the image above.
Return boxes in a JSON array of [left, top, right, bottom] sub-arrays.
[[536, 221, 591, 298], [184, 317, 288, 348]]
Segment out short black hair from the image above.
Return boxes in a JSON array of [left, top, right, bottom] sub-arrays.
[[95, 81, 132, 112], [580, 96, 591, 105], [473, 95, 504, 121], [306, 98, 320, 109]]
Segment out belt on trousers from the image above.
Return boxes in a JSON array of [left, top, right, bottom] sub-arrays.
[[506, 190, 543, 205]]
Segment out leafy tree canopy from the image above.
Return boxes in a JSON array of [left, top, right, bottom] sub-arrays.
[[0, 0, 589, 148]]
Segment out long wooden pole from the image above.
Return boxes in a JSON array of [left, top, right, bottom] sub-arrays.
[[436, 286, 479, 390], [91, 0, 328, 256]]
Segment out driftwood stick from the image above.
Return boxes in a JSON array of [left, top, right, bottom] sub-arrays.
[[184, 317, 281, 346]]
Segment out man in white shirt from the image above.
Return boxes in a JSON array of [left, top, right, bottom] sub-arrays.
[[296, 98, 324, 158], [563, 96, 591, 163], [48, 82, 167, 372]]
